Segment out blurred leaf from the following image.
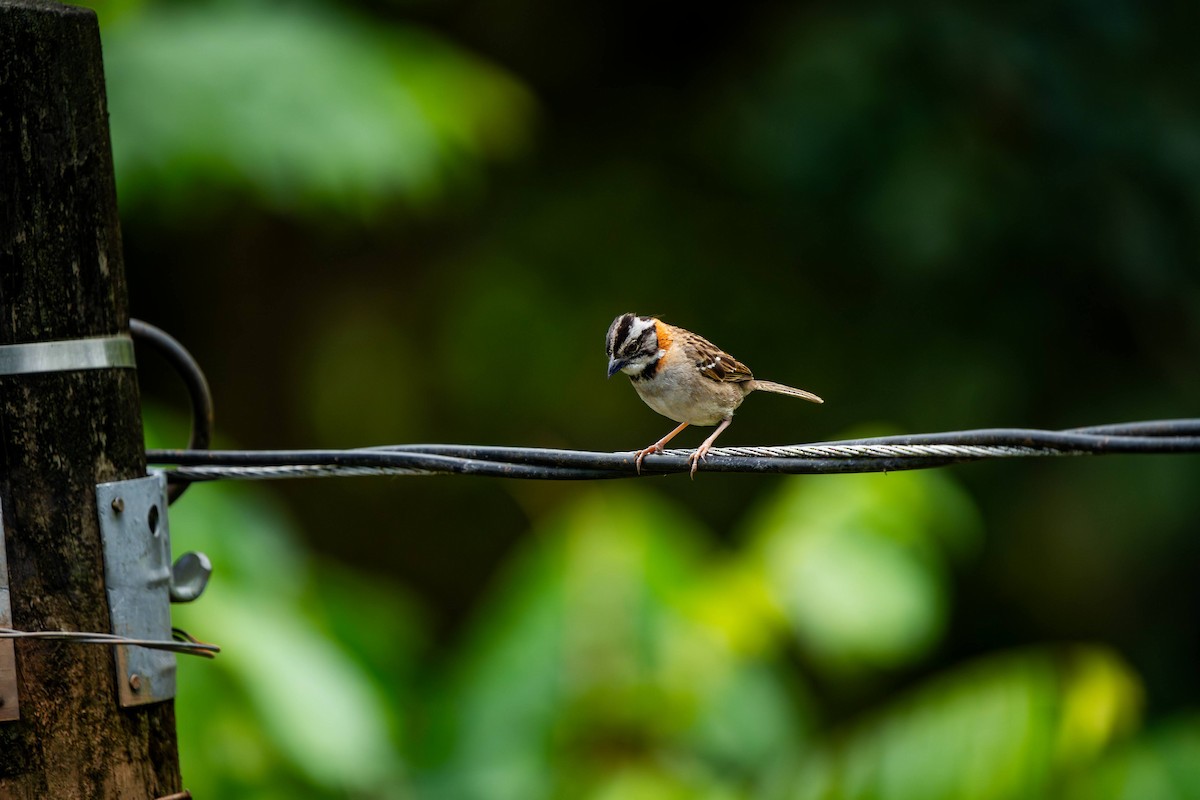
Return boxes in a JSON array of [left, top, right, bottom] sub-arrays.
[[586, 765, 743, 800], [783, 647, 1142, 800], [97, 1, 535, 216], [682, 558, 787, 659], [420, 486, 811, 800], [682, 659, 812, 787], [1064, 715, 1200, 800], [743, 463, 982, 676], [182, 587, 405, 792]]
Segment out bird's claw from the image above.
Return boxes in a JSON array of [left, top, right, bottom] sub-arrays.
[[633, 445, 663, 474]]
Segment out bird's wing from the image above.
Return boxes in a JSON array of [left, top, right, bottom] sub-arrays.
[[691, 334, 755, 383]]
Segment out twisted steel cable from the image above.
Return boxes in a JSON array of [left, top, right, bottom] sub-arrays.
[[146, 419, 1200, 482]]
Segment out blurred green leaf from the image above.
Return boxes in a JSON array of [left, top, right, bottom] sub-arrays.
[[742, 463, 982, 675], [420, 486, 811, 800], [182, 588, 405, 791], [96, 1, 535, 216], [783, 647, 1142, 800], [1065, 715, 1200, 800]]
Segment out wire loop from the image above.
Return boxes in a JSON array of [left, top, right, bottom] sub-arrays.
[[130, 319, 214, 504]]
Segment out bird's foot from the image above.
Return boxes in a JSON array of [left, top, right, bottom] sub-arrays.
[[634, 444, 664, 474], [688, 445, 712, 480]]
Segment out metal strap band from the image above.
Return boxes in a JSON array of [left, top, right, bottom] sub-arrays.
[[0, 336, 135, 376]]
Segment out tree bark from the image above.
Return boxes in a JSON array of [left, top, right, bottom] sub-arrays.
[[0, 1, 181, 796]]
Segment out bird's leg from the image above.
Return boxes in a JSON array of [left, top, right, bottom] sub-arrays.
[[634, 421, 690, 473], [689, 418, 732, 479]]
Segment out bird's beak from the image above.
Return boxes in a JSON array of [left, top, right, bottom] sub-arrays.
[[607, 358, 627, 378]]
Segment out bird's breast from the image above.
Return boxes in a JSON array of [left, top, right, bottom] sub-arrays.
[[631, 356, 748, 426]]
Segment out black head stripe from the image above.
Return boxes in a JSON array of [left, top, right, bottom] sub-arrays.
[[612, 314, 634, 353], [622, 325, 654, 358]]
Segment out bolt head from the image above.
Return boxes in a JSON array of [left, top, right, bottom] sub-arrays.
[[111, 497, 125, 513], [129, 673, 142, 691]]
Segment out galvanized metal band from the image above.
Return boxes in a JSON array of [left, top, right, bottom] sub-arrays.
[[0, 335, 135, 376]]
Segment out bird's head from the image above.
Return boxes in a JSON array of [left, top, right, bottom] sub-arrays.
[[606, 313, 663, 377]]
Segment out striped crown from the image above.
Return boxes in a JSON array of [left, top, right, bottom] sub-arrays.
[[606, 313, 658, 360]]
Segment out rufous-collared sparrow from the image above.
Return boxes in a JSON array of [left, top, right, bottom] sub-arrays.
[[606, 313, 823, 477]]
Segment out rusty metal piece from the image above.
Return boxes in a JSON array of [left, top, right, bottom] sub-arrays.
[[0, 498, 18, 722]]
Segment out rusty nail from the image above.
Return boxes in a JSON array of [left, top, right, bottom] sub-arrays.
[[129, 673, 142, 692], [111, 497, 125, 513]]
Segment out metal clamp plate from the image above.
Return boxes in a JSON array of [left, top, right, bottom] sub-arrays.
[[0, 335, 135, 376], [0, 498, 18, 721], [96, 472, 175, 707]]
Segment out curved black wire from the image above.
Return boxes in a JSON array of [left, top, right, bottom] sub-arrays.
[[803, 423, 1200, 453], [131, 319, 214, 503], [146, 418, 1200, 482]]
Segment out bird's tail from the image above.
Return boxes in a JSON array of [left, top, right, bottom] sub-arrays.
[[751, 380, 824, 404]]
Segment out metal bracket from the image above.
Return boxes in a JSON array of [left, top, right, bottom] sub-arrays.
[[0, 497, 18, 721], [0, 471, 209, 717], [96, 472, 176, 707]]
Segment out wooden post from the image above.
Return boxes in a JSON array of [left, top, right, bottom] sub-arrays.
[[0, 1, 182, 796]]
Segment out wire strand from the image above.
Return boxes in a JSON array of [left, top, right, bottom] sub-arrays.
[[146, 418, 1200, 481], [0, 627, 220, 658]]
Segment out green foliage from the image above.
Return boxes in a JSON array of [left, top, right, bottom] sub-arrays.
[[715, 5, 1200, 282], [785, 648, 1140, 800], [417, 488, 808, 799], [742, 461, 982, 675], [89, 0, 534, 217], [168, 482, 419, 797], [1066, 716, 1200, 800]]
